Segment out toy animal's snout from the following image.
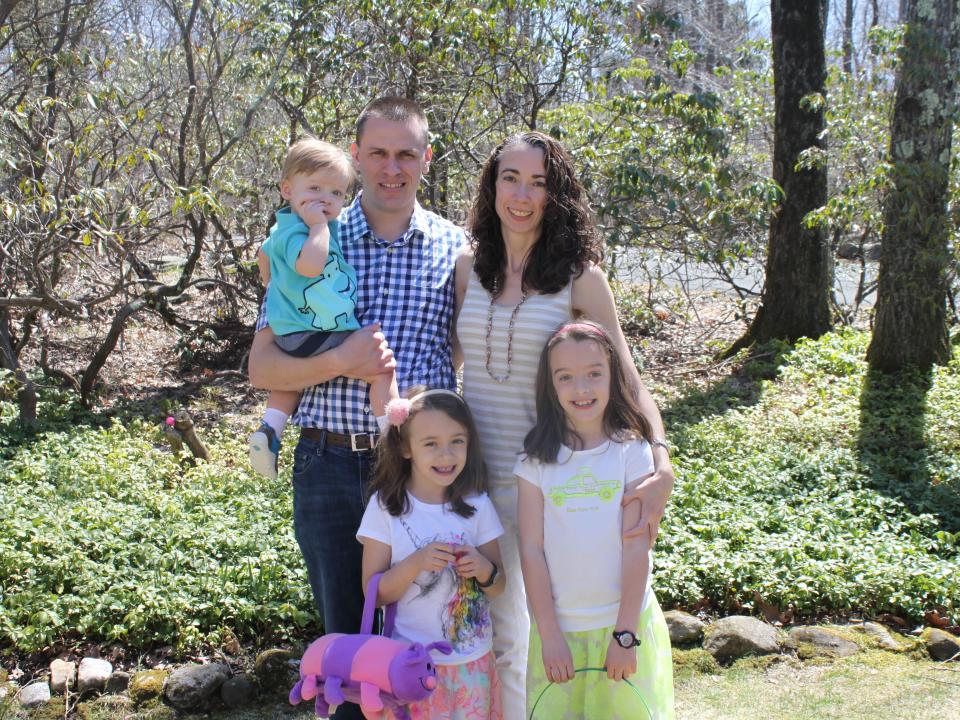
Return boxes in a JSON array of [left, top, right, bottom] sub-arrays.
[[423, 676, 437, 691]]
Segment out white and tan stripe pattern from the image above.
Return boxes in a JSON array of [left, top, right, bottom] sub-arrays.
[[458, 269, 573, 488]]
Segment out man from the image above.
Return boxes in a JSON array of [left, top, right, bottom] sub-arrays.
[[249, 97, 464, 720]]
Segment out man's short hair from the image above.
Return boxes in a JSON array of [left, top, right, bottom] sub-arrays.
[[355, 96, 430, 147], [281, 137, 355, 182]]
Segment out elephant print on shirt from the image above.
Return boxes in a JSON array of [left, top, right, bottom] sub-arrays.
[[298, 253, 356, 331]]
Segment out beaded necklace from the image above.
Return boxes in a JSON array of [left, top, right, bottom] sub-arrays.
[[484, 284, 529, 384]]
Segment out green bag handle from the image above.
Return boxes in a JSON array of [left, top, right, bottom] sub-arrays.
[[527, 666, 653, 720]]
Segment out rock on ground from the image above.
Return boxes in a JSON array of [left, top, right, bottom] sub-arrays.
[[221, 674, 258, 708], [789, 626, 859, 658], [703, 615, 781, 663], [664, 610, 706, 645], [19, 682, 52, 708], [923, 628, 960, 661], [163, 663, 231, 711], [49, 659, 75, 694], [852, 622, 903, 651], [129, 669, 168, 705], [78, 657, 113, 692], [106, 670, 131, 694], [254, 649, 296, 694]]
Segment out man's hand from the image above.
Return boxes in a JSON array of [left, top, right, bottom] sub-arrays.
[[337, 324, 397, 383], [622, 467, 674, 543]]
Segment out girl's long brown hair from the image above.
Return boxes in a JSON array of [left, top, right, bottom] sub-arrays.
[[370, 386, 489, 518], [468, 131, 603, 296], [523, 321, 653, 463]]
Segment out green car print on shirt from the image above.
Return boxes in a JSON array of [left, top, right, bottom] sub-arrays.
[[548, 467, 620, 507]]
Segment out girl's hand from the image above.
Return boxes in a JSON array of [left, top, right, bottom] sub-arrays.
[[541, 632, 574, 684], [604, 638, 638, 681], [412, 542, 456, 573], [452, 544, 493, 581], [622, 469, 673, 543]]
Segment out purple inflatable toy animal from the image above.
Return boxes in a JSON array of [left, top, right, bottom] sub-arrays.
[[290, 573, 453, 719]]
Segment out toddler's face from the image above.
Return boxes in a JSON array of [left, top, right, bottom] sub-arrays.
[[280, 167, 350, 225]]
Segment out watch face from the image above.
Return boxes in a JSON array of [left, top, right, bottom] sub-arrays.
[[615, 630, 638, 648]]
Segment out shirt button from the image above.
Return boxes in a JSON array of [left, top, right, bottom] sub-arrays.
[[383, 289, 388, 296], [364, 406, 370, 414]]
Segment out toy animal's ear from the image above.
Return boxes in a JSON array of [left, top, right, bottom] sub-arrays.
[[425, 641, 453, 655]]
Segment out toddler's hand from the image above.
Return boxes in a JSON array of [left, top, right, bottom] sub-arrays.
[[541, 632, 574, 684], [412, 542, 456, 574], [451, 545, 493, 581], [299, 202, 331, 230], [604, 638, 637, 681]]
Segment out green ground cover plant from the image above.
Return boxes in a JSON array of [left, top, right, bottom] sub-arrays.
[[1, 329, 958, 655]]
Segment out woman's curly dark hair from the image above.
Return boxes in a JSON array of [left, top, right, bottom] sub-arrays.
[[468, 131, 603, 296]]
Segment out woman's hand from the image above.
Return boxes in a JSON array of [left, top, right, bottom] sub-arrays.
[[540, 632, 575, 684], [452, 544, 493, 582], [604, 638, 637, 681], [622, 467, 674, 543], [411, 542, 457, 573]]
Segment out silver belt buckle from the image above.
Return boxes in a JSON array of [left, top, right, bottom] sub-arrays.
[[350, 433, 374, 452]]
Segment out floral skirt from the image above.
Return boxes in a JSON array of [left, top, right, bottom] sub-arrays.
[[407, 650, 503, 720], [526, 597, 675, 720]]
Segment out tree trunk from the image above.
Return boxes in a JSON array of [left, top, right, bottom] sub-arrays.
[[0, 309, 37, 427], [843, 0, 854, 73], [866, 0, 958, 373], [729, 0, 831, 353]]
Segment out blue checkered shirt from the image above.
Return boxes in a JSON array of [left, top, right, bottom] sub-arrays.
[[256, 194, 465, 433]]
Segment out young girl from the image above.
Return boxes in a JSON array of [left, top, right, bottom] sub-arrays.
[[358, 387, 506, 720], [516, 321, 675, 719]]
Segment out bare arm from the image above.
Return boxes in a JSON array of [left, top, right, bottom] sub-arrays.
[[361, 538, 456, 606], [518, 476, 574, 683], [257, 247, 271, 286], [572, 266, 675, 539], [294, 221, 331, 277], [248, 323, 396, 392], [605, 484, 651, 680], [451, 250, 473, 371]]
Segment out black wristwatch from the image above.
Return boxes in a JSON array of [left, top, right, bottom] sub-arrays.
[[477, 562, 499, 588], [612, 629, 641, 648]]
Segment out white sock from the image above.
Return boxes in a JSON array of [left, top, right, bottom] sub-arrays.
[[262, 408, 289, 437], [375, 415, 388, 433]]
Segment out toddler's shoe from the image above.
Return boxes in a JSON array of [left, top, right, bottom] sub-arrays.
[[249, 422, 280, 480]]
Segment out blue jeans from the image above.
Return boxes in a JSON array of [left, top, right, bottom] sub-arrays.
[[292, 432, 372, 720]]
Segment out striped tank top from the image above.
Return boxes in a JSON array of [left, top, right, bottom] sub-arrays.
[[458, 269, 573, 488]]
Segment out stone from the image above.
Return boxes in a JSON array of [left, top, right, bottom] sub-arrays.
[[50, 659, 76, 694], [254, 649, 295, 694], [853, 622, 902, 651], [923, 627, 960, 661], [128, 669, 168, 705], [19, 682, 51, 708], [788, 626, 859, 658], [78, 658, 113, 693], [220, 674, 258, 708], [664, 610, 706, 645], [703, 615, 780, 663], [162, 663, 230, 711], [106, 671, 130, 694]]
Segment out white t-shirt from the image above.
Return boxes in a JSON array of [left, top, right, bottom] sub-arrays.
[[514, 438, 655, 633], [357, 491, 504, 665]]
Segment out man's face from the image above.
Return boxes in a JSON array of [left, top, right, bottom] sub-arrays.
[[351, 116, 432, 218]]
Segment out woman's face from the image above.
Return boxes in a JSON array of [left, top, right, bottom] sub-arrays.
[[494, 143, 548, 244]]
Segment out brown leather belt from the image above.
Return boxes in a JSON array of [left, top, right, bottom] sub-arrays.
[[300, 426, 377, 452]]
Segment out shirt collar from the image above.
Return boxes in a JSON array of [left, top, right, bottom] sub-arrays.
[[342, 192, 428, 247]]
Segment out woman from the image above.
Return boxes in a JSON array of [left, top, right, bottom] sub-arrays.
[[453, 131, 676, 718]]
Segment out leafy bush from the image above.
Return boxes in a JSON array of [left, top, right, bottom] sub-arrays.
[[658, 329, 960, 623], [0, 418, 315, 653]]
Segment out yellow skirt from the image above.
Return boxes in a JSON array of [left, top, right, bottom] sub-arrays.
[[526, 596, 675, 720]]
